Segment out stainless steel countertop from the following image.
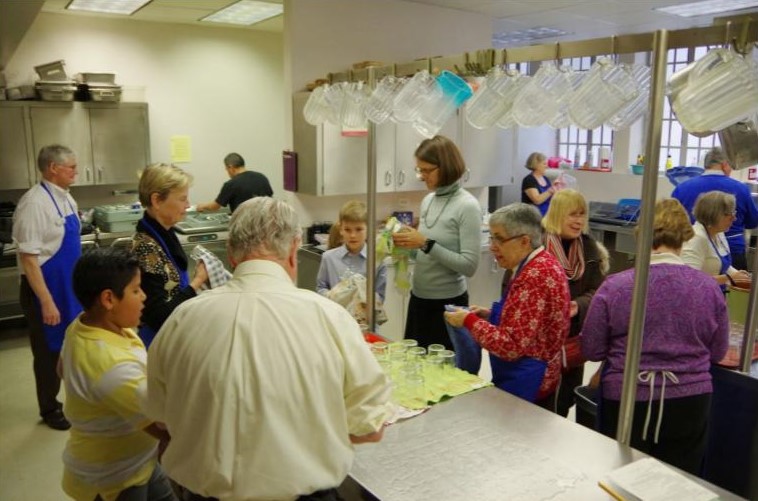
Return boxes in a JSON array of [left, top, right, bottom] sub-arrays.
[[349, 387, 741, 500], [588, 220, 637, 235]]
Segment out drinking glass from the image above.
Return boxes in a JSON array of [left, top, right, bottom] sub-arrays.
[[401, 338, 419, 350], [427, 344, 445, 359], [392, 70, 440, 123], [407, 346, 427, 362], [323, 81, 347, 125], [370, 341, 388, 360]]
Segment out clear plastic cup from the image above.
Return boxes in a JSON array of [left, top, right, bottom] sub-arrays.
[[413, 70, 473, 138], [512, 62, 572, 128], [401, 338, 419, 349], [392, 70, 440, 123], [339, 81, 368, 128], [365, 75, 405, 124], [323, 82, 347, 125], [407, 346, 427, 361], [370, 341, 389, 360], [568, 57, 639, 130], [427, 344, 445, 359]]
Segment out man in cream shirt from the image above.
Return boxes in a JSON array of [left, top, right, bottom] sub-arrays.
[[145, 197, 392, 501]]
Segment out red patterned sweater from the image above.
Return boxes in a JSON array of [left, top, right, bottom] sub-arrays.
[[464, 249, 571, 399]]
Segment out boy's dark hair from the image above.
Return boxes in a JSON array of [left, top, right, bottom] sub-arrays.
[[73, 247, 140, 310]]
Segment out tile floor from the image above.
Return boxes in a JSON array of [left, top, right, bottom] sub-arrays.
[[0, 319, 596, 500], [0, 320, 68, 500]]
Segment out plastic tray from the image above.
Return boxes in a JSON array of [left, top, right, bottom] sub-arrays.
[[94, 205, 143, 223], [666, 166, 704, 186], [75, 72, 116, 84], [616, 198, 641, 222]]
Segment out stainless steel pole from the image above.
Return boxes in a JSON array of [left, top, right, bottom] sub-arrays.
[[366, 66, 377, 331], [616, 29, 668, 445], [738, 246, 758, 372]]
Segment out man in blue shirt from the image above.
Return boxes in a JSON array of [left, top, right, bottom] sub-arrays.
[[672, 147, 758, 269]]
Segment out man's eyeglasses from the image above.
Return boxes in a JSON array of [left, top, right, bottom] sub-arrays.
[[489, 234, 525, 245], [414, 166, 438, 175]]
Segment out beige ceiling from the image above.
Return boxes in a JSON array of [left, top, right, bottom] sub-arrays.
[[36, 0, 758, 42]]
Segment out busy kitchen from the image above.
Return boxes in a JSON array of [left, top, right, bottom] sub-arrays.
[[1, 1, 757, 500]]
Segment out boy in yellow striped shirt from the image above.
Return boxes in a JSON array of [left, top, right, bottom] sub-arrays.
[[61, 247, 175, 501]]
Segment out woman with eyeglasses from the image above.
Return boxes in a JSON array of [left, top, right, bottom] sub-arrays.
[[444, 203, 570, 407], [521, 152, 555, 216], [540, 189, 610, 416], [681, 190, 751, 291], [392, 135, 481, 349]]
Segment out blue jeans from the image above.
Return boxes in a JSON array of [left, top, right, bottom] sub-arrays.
[[94, 464, 177, 501]]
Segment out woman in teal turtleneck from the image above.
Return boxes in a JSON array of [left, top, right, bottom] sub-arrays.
[[392, 135, 482, 349]]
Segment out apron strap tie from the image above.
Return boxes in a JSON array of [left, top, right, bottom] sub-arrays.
[[638, 370, 680, 444]]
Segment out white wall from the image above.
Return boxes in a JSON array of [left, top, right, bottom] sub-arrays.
[[3, 12, 285, 209]]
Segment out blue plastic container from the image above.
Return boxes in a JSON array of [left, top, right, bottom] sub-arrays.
[[436, 70, 473, 107], [666, 166, 704, 186], [616, 198, 641, 222]]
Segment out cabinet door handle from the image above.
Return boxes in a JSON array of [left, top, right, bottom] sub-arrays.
[[86, 168, 91, 182], [397, 170, 405, 186], [384, 171, 392, 187], [98, 167, 103, 183]]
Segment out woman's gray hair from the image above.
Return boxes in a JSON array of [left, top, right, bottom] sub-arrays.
[[37, 144, 75, 172], [693, 191, 736, 227], [228, 197, 302, 262], [490, 203, 543, 250]]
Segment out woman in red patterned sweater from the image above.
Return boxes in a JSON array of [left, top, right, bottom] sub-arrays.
[[445, 203, 571, 409]]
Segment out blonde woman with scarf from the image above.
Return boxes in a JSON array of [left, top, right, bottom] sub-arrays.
[[542, 189, 609, 417]]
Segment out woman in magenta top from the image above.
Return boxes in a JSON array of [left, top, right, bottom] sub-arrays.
[[582, 199, 729, 475]]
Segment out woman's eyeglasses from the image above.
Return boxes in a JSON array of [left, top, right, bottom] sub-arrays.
[[414, 166, 438, 175], [489, 234, 525, 245]]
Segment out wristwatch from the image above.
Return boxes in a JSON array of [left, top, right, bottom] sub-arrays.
[[421, 239, 436, 254]]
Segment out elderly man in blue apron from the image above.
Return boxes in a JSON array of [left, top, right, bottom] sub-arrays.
[[13, 144, 82, 430]]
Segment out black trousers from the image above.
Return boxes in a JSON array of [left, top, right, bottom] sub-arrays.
[[600, 393, 711, 475], [19, 276, 63, 418], [405, 291, 468, 350], [556, 365, 585, 417]]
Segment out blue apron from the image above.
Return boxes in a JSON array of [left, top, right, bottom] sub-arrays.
[[708, 234, 732, 293], [533, 175, 552, 216], [37, 183, 82, 352], [137, 217, 189, 348]]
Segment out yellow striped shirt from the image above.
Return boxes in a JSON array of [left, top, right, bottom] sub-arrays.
[[61, 315, 158, 501]]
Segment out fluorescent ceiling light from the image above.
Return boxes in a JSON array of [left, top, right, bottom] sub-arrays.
[[66, 0, 152, 15], [201, 0, 283, 26], [655, 0, 758, 17], [493, 27, 571, 46]]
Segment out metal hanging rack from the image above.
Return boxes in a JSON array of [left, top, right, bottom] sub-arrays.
[[321, 20, 758, 446]]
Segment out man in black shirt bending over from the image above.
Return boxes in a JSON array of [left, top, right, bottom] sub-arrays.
[[196, 153, 273, 213]]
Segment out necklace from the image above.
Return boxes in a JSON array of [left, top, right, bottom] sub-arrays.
[[422, 194, 453, 229]]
